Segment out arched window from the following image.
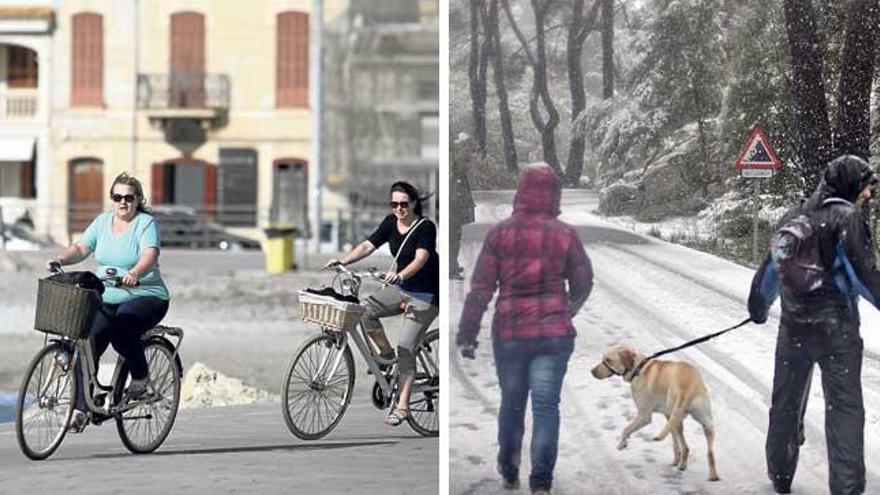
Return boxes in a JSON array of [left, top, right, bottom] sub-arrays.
[[68, 157, 103, 232]]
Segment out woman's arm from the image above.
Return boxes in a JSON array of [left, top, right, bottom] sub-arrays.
[[328, 240, 376, 268], [391, 247, 430, 283], [46, 243, 91, 271], [122, 247, 159, 286]]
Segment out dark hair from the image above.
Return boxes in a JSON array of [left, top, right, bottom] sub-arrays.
[[390, 181, 433, 217], [110, 172, 151, 214]]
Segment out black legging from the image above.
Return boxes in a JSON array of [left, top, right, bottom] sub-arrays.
[[75, 297, 169, 410]]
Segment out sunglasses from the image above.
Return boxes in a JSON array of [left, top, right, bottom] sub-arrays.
[[390, 201, 410, 209], [111, 194, 137, 204]]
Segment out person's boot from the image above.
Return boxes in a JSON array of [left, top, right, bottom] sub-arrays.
[[497, 462, 519, 490], [770, 473, 792, 494]]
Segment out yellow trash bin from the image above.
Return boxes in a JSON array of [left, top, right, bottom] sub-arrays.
[[264, 227, 297, 274]]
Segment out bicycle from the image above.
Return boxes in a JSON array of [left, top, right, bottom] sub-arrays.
[[15, 265, 184, 460], [281, 265, 439, 440]]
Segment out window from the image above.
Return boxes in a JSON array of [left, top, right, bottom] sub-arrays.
[[71, 13, 103, 106], [417, 79, 438, 101], [0, 162, 35, 198], [8, 46, 38, 89], [68, 158, 103, 232], [170, 12, 205, 107], [276, 11, 309, 108], [420, 115, 438, 160]]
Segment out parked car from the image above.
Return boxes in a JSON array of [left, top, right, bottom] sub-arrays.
[[150, 206, 261, 250]]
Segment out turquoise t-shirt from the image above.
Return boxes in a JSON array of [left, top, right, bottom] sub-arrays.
[[79, 211, 170, 305]]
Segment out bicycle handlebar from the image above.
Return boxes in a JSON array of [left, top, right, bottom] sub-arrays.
[[47, 264, 139, 287], [327, 264, 397, 284]]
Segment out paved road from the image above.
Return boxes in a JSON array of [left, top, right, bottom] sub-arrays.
[[0, 402, 438, 494]]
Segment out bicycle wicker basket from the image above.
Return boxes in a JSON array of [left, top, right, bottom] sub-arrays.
[[297, 290, 366, 332], [33, 278, 101, 340]]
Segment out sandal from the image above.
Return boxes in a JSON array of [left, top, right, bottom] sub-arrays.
[[384, 407, 409, 426]]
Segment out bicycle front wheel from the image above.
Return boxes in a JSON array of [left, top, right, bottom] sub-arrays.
[[15, 342, 76, 460], [406, 329, 439, 437], [114, 340, 181, 454], [281, 332, 355, 440]]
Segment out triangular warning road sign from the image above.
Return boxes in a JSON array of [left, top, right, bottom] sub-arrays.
[[735, 124, 781, 169]]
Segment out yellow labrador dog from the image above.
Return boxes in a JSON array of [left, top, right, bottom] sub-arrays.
[[591, 345, 719, 482]]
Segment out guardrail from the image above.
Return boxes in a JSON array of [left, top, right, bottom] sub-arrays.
[[136, 73, 230, 110], [0, 89, 37, 118]]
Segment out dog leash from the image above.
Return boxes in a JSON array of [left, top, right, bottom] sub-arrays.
[[629, 317, 753, 380]]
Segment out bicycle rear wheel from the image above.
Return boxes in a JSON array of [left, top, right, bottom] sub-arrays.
[[15, 342, 76, 460], [406, 329, 439, 437], [281, 332, 355, 440], [115, 340, 181, 454]]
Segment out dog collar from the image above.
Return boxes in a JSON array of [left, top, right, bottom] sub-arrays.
[[600, 358, 624, 377], [624, 358, 649, 383]]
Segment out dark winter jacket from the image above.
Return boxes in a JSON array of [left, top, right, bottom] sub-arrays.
[[451, 154, 476, 227], [457, 163, 593, 343], [749, 155, 880, 325]]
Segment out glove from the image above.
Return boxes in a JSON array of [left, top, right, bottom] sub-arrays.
[[456, 333, 478, 360], [748, 298, 769, 325]]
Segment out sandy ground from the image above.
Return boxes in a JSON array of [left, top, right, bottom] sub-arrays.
[[0, 248, 406, 398]]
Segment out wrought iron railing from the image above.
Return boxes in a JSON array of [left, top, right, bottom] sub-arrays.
[[136, 73, 230, 110]]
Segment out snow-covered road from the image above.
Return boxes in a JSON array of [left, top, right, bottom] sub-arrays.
[[451, 190, 880, 494]]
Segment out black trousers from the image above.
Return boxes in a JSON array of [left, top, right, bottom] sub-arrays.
[[767, 317, 865, 495], [75, 297, 169, 410]]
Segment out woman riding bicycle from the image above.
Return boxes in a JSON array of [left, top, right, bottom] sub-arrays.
[[325, 181, 439, 426], [45, 172, 170, 431]]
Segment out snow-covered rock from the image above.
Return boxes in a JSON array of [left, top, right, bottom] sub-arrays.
[[180, 362, 278, 409]]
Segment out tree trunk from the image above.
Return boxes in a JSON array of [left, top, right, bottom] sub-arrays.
[[486, 0, 518, 172], [565, 0, 601, 186], [782, 0, 832, 193], [601, 0, 614, 100], [469, 0, 489, 154], [531, 0, 561, 174], [835, 0, 880, 160], [503, 0, 561, 175]]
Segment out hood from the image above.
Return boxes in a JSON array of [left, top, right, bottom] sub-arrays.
[[803, 154, 878, 210], [513, 163, 562, 217]]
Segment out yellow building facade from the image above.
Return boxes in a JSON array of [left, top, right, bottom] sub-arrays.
[[0, 0, 346, 245]]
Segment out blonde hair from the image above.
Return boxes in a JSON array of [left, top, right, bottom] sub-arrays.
[[110, 172, 150, 213]]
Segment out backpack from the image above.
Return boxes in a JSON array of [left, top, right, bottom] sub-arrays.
[[770, 198, 852, 295]]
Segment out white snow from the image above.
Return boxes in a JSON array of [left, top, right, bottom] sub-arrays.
[[452, 190, 880, 494], [598, 189, 789, 242]]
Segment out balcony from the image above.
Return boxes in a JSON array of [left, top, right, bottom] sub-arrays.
[[137, 73, 229, 132], [0, 89, 37, 119]]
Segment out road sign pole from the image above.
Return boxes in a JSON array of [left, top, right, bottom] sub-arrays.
[[752, 179, 759, 263]]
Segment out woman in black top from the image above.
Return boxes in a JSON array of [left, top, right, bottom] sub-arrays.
[[326, 181, 439, 425]]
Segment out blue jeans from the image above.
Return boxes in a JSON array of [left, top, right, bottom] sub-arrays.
[[493, 337, 574, 491]]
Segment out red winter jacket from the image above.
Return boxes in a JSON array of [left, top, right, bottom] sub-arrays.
[[458, 163, 593, 343]]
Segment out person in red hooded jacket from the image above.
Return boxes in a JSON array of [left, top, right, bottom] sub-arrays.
[[457, 163, 593, 495]]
